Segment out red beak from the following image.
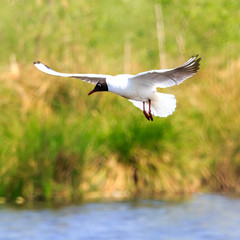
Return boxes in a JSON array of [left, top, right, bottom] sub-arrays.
[[88, 89, 96, 95]]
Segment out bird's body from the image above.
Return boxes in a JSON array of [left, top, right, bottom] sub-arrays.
[[34, 55, 201, 121], [107, 74, 153, 101]]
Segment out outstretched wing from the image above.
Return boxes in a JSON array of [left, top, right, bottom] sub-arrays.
[[129, 55, 201, 88], [33, 61, 111, 85]]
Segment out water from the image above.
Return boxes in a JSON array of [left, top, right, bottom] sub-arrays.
[[0, 194, 240, 240]]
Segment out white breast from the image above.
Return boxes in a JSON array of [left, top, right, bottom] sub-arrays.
[[106, 74, 155, 101]]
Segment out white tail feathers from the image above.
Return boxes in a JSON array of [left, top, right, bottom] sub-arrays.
[[129, 93, 176, 118]]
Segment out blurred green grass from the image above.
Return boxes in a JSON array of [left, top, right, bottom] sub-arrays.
[[0, 0, 240, 202]]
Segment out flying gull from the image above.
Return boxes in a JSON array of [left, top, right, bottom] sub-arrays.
[[34, 55, 201, 121]]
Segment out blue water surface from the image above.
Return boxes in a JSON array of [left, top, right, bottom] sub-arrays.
[[0, 194, 240, 240]]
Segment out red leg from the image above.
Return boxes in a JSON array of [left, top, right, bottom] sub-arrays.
[[148, 99, 153, 121], [143, 102, 150, 121]]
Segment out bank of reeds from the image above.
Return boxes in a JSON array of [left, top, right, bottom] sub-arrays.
[[0, 57, 239, 203], [0, 0, 240, 202]]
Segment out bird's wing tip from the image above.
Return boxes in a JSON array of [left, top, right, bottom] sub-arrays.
[[33, 61, 51, 70], [33, 61, 53, 75], [195, 54, 201, 62]]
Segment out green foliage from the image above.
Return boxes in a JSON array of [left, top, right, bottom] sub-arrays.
[[0, 0, 240, 202]]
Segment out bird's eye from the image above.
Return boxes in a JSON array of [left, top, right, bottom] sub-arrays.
[[97, 83, 101, 87]]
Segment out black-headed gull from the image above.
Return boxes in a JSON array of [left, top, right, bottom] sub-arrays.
[[34, 55, 200, 121]]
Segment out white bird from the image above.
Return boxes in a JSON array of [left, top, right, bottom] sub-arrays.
[[34, 55, 200, 121]]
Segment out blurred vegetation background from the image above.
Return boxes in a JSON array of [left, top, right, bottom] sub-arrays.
[[0, 0, 240, 203]]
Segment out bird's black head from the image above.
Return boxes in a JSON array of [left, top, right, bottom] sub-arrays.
[[88, 79, 108, 95]]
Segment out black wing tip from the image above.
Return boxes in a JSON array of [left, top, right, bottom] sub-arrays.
[[192, 54, 201, 64], [182, 54, 201, 73], [191, 54, 201, 64], [195, 54, 201, 62], [33, 61, 51, 70], [194, 55, 201, 70]]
